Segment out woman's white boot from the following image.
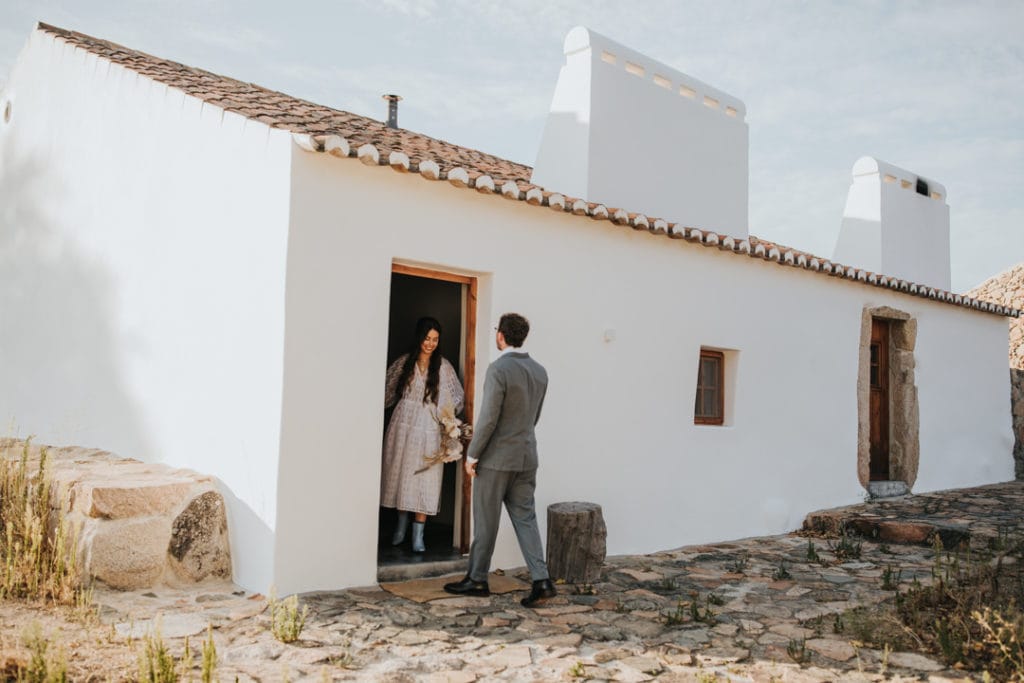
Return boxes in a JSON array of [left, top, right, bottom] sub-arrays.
[[391, 511, 410, 545], [411, 521, 426, 553]]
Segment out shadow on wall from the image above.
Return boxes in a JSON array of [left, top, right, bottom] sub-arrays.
[[0, 135, 151, 459], [532, 111, 590, 198], [215, 478, 274, 589]]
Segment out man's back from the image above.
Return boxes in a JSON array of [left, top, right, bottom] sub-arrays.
[[446, 313, 557, 606], [468, 351, 547, 471]]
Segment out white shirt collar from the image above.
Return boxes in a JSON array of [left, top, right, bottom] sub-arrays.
[[498, 345, 527, 358]]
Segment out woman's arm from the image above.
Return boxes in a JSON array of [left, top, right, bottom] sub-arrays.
[[440, 358, 465, 414], [384, 355, 406, 408]]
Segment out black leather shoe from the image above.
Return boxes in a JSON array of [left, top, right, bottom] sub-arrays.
[[443, 576, 490, 597], [520, 579, 557, 607]]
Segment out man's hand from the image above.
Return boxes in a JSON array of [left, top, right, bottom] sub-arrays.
[[464, 459, 477, 478]]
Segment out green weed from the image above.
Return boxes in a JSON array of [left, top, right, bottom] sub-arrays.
[[805, 540, 820, 563], [18, 622, 67, 683], [786, 638, 809, 664], [827, 529, 862, 561], [881, 564, 902, 591], [726, 553, 749, 574], [201, 625, 217, 683], [772, 560, 791, 581], [268, 592, 309, 644], [137, 627, 177, 683]]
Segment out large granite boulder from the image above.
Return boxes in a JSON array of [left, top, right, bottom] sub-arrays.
[[1, 439, 232, 590], [167, 491, 231, 582]]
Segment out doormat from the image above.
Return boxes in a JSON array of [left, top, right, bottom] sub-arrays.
[[380, 573, 529, 603]]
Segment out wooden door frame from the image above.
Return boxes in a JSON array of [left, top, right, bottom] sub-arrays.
[[392, 263, 476, 553]]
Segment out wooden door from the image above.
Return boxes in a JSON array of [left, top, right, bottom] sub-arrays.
[[869, 318, 890, 481], [391, 264, 476, 553]]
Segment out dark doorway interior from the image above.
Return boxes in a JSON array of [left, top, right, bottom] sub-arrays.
[[378, 272, 465, 569], [869, 317, 891, 481]]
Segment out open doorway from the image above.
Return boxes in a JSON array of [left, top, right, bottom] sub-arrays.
[[858, 306, 919, 498], [378, 264, 476, 578], [869, 317, 890, 481]]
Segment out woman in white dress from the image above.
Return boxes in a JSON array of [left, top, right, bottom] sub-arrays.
[[381, 317, 465, 552]]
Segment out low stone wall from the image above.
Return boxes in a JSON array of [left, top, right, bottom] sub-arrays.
[[1013, 369, 1024, 480], [1, 439, 231, 590]]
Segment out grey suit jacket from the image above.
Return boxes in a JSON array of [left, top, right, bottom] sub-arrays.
[[467, 351, 548, 471]]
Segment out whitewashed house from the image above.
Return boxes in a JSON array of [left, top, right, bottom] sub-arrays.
[[0, 23, 1016, 595]]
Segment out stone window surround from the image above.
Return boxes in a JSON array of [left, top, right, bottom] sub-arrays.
[[857, 306, 920, 490]]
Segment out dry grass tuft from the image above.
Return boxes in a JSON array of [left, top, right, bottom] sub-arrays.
[[0, 440, 84, 605], [829, 541, 1024, 680]]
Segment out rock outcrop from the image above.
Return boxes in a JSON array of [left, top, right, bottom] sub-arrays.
[[968, 263, 1024, 370], [1, 439, 231, 590]]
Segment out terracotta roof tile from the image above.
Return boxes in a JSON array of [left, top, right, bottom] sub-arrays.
[[39, 23, 534, 185], [34, 23, 1020, 319]]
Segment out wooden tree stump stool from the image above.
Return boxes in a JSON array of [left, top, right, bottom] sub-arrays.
[[546, 501, 607, 584]]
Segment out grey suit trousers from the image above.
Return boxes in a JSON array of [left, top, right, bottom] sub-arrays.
[[467, 467, 549, 582]]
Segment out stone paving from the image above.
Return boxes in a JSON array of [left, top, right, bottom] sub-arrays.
[[87, 481, 1024, 681]]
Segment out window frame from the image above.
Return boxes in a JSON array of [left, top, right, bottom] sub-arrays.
[[694, 349, 725, 426]]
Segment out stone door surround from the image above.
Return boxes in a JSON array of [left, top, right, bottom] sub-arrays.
[[857, 306, 919, 491]]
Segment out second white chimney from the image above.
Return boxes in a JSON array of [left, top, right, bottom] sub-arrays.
[[833, 157, 951, 291], [531, 27, 749, 239]]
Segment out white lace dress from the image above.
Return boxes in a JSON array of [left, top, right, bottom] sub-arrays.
[[380, 355, 465, 515]]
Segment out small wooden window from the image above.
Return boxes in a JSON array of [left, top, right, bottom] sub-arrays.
[[694, 350, 724, 425]]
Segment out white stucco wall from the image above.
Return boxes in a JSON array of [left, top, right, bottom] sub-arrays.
[[531, 27, 749, 239], [2, 29, 1012, 597], [834, 157, 951, 291], [914, 309, 1013, 490], [0, 30, 292, 591], [279, 146, 1013, 593]]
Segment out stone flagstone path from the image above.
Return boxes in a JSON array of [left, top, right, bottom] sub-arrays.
[[82, 481, 1023, 681]]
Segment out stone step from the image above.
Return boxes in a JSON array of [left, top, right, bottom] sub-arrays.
[[377, 557, 468, 583], [802, 509, 971, 549], [866, 480, 909, 499]]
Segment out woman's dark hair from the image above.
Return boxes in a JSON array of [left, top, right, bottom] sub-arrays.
[[499, 313, 530, 348], [396, 317, 443, 404]]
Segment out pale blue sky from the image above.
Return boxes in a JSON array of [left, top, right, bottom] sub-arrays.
[[2, 0, 1022, 291]]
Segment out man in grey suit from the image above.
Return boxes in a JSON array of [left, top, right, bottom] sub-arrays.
[[444, 313, 556, 607]]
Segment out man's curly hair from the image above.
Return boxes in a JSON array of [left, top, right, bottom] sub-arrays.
[[499, 313, 530, 348]]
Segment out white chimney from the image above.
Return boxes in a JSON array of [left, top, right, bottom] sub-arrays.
[[833, 157, 950, 291], [531, 27, 749, 239]]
